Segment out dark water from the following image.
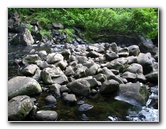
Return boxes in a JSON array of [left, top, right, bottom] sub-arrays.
[[33, 91, 131, 121], [8, 44, 158, 122]]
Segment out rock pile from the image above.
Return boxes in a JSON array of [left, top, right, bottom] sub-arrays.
[[8, 41, 158, 121]]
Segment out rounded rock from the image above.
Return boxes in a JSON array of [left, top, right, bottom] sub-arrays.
[[36, 110, 58, 121]]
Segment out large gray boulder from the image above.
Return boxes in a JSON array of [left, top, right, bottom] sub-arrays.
[[128, 45, 140, 56], [46, 53, 64, 64], [9, 28, 34, 46], [21, 64, 39, 76], [100, 79, 119, 96], [126, 63, 143, 74], [115, 82, 149, 106], [137, 53, 155, 74], [67, 79, 91, 97], [8, 95, 34, 121], [8, 76, 42, 100], [41, 67, 68, 84]]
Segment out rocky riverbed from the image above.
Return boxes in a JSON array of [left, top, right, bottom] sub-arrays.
[[8, 11, 159, 122], [8, 41, 159, 121]]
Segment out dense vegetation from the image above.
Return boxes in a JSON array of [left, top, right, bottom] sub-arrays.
[[8, 8, 158, 42]]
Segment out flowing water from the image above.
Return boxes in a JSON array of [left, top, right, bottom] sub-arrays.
[[8, 44, 159, 122]]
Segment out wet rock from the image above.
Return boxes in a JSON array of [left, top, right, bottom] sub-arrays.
[[93, 73, 107, 82], [35, 110, 58, 121], [41, 67, 68, 84], [76, 55, 88, 64], [100, 79, 119, 95], [46, 53, 64, 64], [80, 114, 89, 121], [84, 77, 102, 88], [54, 60, 68, 70], [48, 84, 61, 98], [60, 85, 70, 93], [45, 95, 57, 104], [8, 76, 42, 100], [35, 60, 49, 69], [145, 71, 158, 83], [78, 104, 94, 111], [136, 73, 146, 82], [128, 45, 140, 56], [8, 95, 34, 121], [22, 54, 40, 64], [106, 57, 128, 71], [105, 52, 119, 61], [85, 63, 100, 76], [9, 28, 34, 46], [121, 71, 136, 82], [38, 50, 47, 57], [77, 100, 85, 105], [126, 63, 143, 74], [137, 53, 155, 74], [118, 47, 129, 57], [65, 66, 75, 76], [74, 64, 87, 78], [116, 82, 149, 106], [21, 64, 39, 76], [106, 42, 118, 53], [63, 93, 77, 105], [101, 67, 124, 84], [67, 79, 91, 97]]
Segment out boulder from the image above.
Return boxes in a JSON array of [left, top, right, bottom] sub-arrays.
[[46, 53, 64, 64], [35, 60, 49, 69], [101, 67, 124, 84], [121, 71, 137, 82], [85, 63, 100, 76], [41, 67, 68, 84], [67, 79, 91, 97], [35, 110, 58, 121], [8, 76, 42, 100], [100, 79, 119, 96], [105, 42, 118, 53], [118, 47, 129, 57], [137, 53, 155, 74], [128, 45, 140, 56], [63, 93, 77, 105], [8, 95, 34, 121], [22, 54, 40, 64], [145, 71, 158, 83], [38, 50, 47, 57], [45, 95, 57, 104], [52, 22, 64, 29], [106, 57, 128, 71], [9, 28, 34, 46], [116, 82, 149, 106], [21, 64, 39, 76], [47, 84, 61, 98], [126, 63, 143, 74], [105, 52, 119, 61]]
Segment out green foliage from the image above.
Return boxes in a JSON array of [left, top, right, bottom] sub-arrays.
[[26, 24, 33, 32], [40, 29, 51, 39], [8, 8, 158, 42]]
